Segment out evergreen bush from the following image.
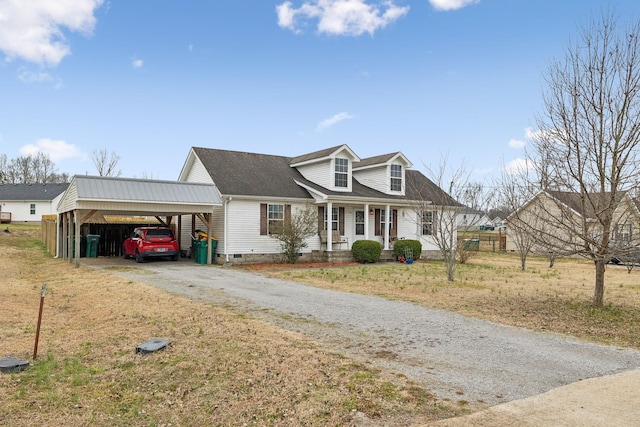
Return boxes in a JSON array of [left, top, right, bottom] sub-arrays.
[[351, 240, 382, 263], [393, 239, 422, 261]]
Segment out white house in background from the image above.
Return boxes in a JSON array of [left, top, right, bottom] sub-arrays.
[[0, 183, 69, 222], [177, 144, 461, 264], [456, 207, 491, 230]]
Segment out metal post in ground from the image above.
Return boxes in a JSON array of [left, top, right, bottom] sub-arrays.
[[33, 283, 46, 360]]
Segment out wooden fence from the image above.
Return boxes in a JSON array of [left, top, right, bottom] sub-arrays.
[[41, 215, 57, 256]]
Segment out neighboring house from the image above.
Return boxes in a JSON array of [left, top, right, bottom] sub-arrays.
[[0, 183, 69, 222], [178, 145, 460, 264], [505, 189, 640, 253], [491, 216, 506, 231], [456, 207, 491, 230]]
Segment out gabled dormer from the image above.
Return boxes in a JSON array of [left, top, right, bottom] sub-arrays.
[[290, 144, 360, 192], [352, 152, 412, 196]]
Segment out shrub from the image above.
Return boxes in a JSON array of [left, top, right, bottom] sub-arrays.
[[393, 240, 422, 261], [351, 240, 382, 264]]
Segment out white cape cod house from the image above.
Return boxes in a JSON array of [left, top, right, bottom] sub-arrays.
[[0, 182, 69, 222], [178, 144, 459, 264]]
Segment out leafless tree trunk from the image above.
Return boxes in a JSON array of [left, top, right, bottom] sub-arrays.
[[10, 156, 35, 183], [0, 154, 7, 183], [524, 11, 640, 306], [499, 161, 538, 271], [32, 152, 56, 183], [414, 155, 492, 281], [92, 149, 122, 177]]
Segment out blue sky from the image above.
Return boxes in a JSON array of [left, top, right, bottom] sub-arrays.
[[1, 0, 639, 183]]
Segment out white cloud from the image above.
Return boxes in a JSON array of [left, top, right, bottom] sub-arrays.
[[20, 138, 84, 163], [503, 157, 535, 175], [508, 138, 526, 149], [0, 0, 103, 66], [17, 69, 53, 84], [276, 0, 409, 36], [316, 112, 355, 132], [524, 126, 540, 140], [131, 57, 143, 69], [429, 0, 480, 11]]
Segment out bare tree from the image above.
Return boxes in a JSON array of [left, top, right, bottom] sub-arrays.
[[10, 155, 34, 183], [92, 149, 122, 177], [270, 205, 317, 264], [0, 154, 7, 183], [499, 161, 538, 270], [523, 11, 640, 306], [32, 152, 56, 183], [5, 153, 59, 183], [456, 180, 494, 264], [410, 155, 484, 281]]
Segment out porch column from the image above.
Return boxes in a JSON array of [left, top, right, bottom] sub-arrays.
[[384, 204, 391, 250], [364, 203, 370, 240], [326, 201, 333, 251]]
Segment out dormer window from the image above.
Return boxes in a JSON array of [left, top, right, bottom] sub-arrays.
[[390, 164, 402, 191], [335, 158, 348, 188]]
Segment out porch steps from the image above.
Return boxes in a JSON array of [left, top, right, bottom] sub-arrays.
[[380, 249, 396, 262]]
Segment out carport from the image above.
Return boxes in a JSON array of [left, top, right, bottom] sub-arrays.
[[56, 175, 222, 267]]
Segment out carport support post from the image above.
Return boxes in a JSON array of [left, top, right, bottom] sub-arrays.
[[74, 211, 81, 268]]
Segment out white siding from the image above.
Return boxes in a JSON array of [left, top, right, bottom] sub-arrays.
[[184, 157, 214, 184], [226, 200, 319, 254], [399, 209, 440, 251], [296, 162, 331, 189], [353, 163, 406, 196], [57, 183, 78, 213], [0, 201, 56, 222], [353, 167, 387, 194]]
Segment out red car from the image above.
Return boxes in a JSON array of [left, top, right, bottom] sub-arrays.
[[122, 227, 179, 262]]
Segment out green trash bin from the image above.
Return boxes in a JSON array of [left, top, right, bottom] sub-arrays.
[[193, 239, 217, 264], [193, 240, 207, 264], [85, 234, 100, 258], [463, 238, 480, 251]]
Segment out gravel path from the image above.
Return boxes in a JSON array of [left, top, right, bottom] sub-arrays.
[[91, 260, 640, 407]]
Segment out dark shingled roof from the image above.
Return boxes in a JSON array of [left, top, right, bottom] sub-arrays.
[[192, 147, 311, 198], [193, 147, 458, 205], [289, 145, 345, 165], [355, 153, 400, 169], [0, 182, 69, 201], [405, 170, 462, 207]]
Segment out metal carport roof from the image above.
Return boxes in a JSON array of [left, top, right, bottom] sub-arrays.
[[57, 175, 221, 216], [56, 175, 222, 267]]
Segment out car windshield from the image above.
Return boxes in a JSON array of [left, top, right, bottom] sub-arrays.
[[146, 229, 173, 238]]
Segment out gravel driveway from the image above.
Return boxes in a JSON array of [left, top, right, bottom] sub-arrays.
[[89, 259, 640, 407]]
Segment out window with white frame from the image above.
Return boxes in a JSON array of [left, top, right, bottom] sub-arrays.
[[335, 158, 348, 188], [390, 164, 402, 191], [268, 204, 284, 234], [380, 209, 393, 233], [30, 203, 36, 215], [355, 210, 365, 235], [615, 223, 632, 241], [324, 207, 339, 231], [421, 210, 433, 235]]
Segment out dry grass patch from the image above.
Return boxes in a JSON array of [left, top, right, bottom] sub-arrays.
[[264, 252, 640, 349], [0, 226, 463, 426]]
